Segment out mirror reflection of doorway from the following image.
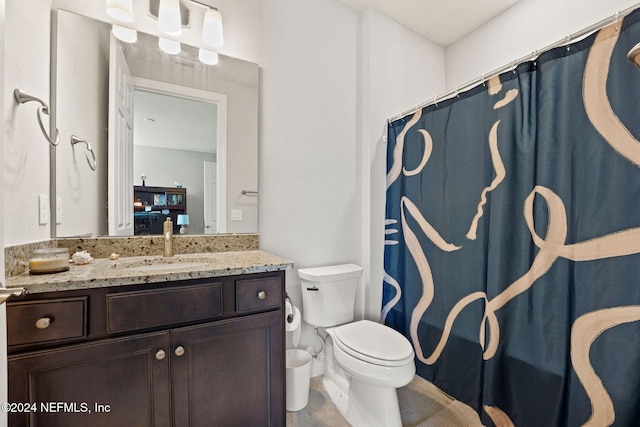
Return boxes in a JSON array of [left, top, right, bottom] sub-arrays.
[[132, 84, 222, 235], [204, 161, 217, 234]]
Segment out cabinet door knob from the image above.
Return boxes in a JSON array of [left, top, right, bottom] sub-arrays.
[[35, 317, 51, 329], [155, 349, 166, 361], [174, 346, 185, 357], [257, 290, 267, 300]]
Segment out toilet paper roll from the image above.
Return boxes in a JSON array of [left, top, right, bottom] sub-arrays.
[[285, 300, 302, 347]]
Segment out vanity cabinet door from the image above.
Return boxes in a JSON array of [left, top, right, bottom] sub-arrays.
[[171, 311, 284, 427], [8, 332, 171, 427]]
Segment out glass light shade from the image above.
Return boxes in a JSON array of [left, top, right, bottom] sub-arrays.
[[112, 25, 137, 43], [159, 37, 181, 55], [158, 0, 182, 35], [202, 8, 223, 48], [177, 214, 190, 225], [106, 0, 133, 23], [198, 48, 219, 65]]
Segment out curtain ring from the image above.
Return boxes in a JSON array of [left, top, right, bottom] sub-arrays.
[[566, 35, 571, 51], [482, 74, 486, 87]]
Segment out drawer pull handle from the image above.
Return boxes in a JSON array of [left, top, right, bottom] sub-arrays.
[[257, 291, 267, 300], [35, 317, 52, 329], [175, 346, 185, 357], [155, 349, 166, 361]]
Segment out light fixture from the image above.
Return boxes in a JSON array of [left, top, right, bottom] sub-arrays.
[[202, 8, 223, 48], [145, 0, 225, 65], [159, 37, 181, 55], [112, 25, 137, 43], [106, 0, 133, 23], [158, 0, 182, 36], [177, 214, 190, 234], [198, 48, 219, 65]]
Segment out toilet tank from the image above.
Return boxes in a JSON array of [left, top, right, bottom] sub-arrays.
[[298, 264, 363, 327]]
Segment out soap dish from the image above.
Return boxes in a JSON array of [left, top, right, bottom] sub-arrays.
[[29, 248, 70, 274]]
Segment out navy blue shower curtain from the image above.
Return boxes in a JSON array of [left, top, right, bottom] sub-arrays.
[[384, 9, 640, 427]]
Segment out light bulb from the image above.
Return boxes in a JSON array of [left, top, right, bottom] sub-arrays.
[[202, 8, 223, 48], [106, 0, 133, 23], [159, 37, 181, 55], [198, 48, 219, 65], [158, 0, 182, 35]]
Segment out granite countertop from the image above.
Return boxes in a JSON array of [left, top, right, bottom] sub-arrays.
[[5, 250, 293, 294]]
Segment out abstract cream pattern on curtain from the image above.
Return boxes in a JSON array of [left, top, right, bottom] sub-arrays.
[[384, 11, 640, 427]]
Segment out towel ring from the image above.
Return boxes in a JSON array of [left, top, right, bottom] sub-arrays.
[[70, 135, 97, 171], [13, 89, 60, 146]]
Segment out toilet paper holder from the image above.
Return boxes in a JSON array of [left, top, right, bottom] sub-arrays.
[[285, 293, 295, 324]]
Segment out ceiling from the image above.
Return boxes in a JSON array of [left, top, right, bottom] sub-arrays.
[[334, 0, 521, 46], [134, 89, 218, 154]]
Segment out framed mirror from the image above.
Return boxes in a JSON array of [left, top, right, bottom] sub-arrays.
[[51, 7, 259, 237]]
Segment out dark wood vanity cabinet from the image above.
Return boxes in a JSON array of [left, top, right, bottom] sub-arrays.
[[171, 312, 282, 427], [9, 332, 172, 427], [6, 271, 285, 427]]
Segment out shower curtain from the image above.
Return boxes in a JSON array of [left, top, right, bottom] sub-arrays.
[[383, 8, 640, 427]]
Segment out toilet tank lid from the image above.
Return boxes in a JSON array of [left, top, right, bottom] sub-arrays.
[[298, 264, 363, 281]]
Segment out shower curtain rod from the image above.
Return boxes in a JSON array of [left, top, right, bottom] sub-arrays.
[[387, 2, 640, 124]]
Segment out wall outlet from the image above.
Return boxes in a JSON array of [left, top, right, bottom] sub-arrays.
[[56, 197, 62, 225], [38, 194, 49, 225], [231, 209, 243, 221]]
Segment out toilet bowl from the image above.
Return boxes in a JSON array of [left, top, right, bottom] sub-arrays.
[[325, 320, 415, 427], [298, 264, 416, 427]]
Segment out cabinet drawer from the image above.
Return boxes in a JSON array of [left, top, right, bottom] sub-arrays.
[[7, 297, 87, 347], [236, 276, 282, 313], [107, 282, 222, 333]]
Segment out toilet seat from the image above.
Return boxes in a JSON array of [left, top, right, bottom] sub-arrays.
[[333, 320, 414, 367]]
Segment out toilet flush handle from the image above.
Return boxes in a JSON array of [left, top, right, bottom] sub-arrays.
[[306, 286, 319, 291]]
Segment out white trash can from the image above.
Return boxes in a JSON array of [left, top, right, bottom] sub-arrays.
[[286, 349, 312, 411]]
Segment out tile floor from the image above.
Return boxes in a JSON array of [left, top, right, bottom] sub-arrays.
[[286, 374, 466, 427]]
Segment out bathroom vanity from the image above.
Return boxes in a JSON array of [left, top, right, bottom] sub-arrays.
[[5, 250, 291, 427]]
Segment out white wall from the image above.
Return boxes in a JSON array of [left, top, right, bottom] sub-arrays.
[[255, 1, 446, 355], [360, 9, 445, 319], [2, 1, 48, 420], [3, 0, 50, 246], [446, 0, 640, 90], [257, 0, 361, 299]]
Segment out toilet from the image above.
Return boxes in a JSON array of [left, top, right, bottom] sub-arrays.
[[298, 264, 415, 427]]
